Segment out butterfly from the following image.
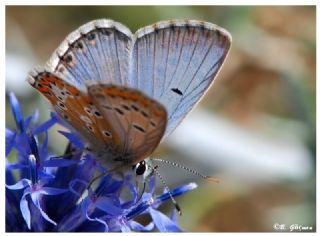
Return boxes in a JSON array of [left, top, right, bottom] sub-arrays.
[[28, 19, 231, 183]]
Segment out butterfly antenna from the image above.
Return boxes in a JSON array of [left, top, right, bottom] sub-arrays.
[[153, 158, 219, 183], [153, 165, 182, 215]]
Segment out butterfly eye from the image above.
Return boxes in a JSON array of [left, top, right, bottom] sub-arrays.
[[134, 160, 146, 176]]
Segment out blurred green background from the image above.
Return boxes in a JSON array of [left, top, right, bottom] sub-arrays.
[[6, 6, 316, 232]]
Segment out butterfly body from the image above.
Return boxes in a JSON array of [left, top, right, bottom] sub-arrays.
[[28, 19, 231, 172]]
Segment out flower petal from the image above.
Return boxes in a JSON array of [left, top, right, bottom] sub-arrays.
[[85, 213, 109, 232], [120, 223, 131, 232], [80, 197, 109, 232], [28, 154, 38, 184], [69, 179, 88, 197], [6, 128, 14, 139], [6, 162, 28, 171], [148, 175, 156, 193], [170, 208, 178, 223], [40, 187, 69, 195], [20, 188, 32, 229], [94, 196, 123, 216], [9, 92, 24, 132], [31, 193, 57, 226], [58, 130, 84, 149], [33, 113, 57, 134], [6, 178, 31, 190], [28, 133, 40, 160], [126, 177, 138, 202], [156, 182, 198, 203], [31, 109, 39, 125], [125, 194, 152, 220], [5, 128, 15, 156], [54, 204, 85, 232], [24, 115, 33, 130], [39, 131, 49, 161], [43, 158, 79, 167], [38, 171, 55, 180], [149, 208, 182, 232], [129, 220, 154, 231]]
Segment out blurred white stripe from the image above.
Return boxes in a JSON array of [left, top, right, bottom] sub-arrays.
[[166, 108, 313, 183]]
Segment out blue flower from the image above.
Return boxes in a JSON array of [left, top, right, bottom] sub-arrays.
[[6, 93, 197, 232]]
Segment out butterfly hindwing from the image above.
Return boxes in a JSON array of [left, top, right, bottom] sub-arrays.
[[87, 83, 167, 164]]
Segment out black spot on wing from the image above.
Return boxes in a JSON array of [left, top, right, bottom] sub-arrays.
[[102, 105, 112, 110], [121, 104, 130, 111], [103, 130, 112, 137], [131, 104, 139, 111], [84, 107, 92, 114], [114, 107, 124, 115], [171, 88, 183, 96], [86, 32, 96, 41], [100, 28, 113, 36], [140, 110, 149, 118], [94, 111, 102, 117], [58, 102, 66, 108], [63, 54, 73, 64], [133, 124, 145, 133]]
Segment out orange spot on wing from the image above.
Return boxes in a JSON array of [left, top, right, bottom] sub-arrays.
[[67, 86, 80, 96], [38, 87, 49, 93], [39, 80, 50, 86], [103, 85, 166, 118], [45, 76, 64, 89]]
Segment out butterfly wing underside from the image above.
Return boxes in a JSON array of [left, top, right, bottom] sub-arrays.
[[47, 19, 133, 90], [128, 20, 232, 139], [44, 19, 231, 140], [28, 69, 167, 167], [87, 83, 167, 164], [28, 19, 231, 168]]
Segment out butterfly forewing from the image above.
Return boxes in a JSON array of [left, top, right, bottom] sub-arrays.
[[47, 19, 133, 90], [129, 20, 231, 139]]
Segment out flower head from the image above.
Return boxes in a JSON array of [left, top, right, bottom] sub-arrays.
[[6, 93, 197, 232]]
